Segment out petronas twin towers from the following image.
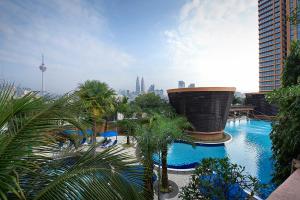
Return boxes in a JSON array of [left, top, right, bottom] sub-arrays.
[[136, 76, 145, 95]]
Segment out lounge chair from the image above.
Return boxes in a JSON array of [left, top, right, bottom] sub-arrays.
[[100, 139, 111, 148], [104, 140, 117, 148]]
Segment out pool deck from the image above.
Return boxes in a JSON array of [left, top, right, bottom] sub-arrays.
[[267, 169, 300, 200]]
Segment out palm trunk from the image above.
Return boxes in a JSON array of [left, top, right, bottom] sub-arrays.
[[104, 119, 108, 132], [161, 144, 169, 191], [93, 118, 97, 144], [126, 135, 130, 145], [144, 153, 154, 200]]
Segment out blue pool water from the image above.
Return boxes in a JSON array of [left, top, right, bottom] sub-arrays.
[[154, 119, 274, 185]]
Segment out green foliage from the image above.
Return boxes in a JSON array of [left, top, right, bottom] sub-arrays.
[[282, 41, 300, 87], [232, 96, 244, 105], [150, 114, 191, 191], [77, 80, 115, 119], [134, 120, 158, 199], [133, 93, 170, 115], [116, 97, 139, 144], [267, 85, 300, 184], [151, 114, 191, 146], [130, 92, 192, 195], [0, 84, 145, 200], [76, 80, 116, 141], [179, 158, 263, 200], [266, 41, 300, 184]]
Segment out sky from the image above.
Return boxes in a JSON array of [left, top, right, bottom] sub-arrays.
[[0, 0, 258, 94]]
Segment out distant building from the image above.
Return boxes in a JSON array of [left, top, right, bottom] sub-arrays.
[[148, 84, 155, 93], [188, 83, 195, 88], [154, 89, 164, 97], [136, 76, 140, 95], [141, 77, 145, 93], [15, 86, 32, 97], [178, 81, 185, 88]]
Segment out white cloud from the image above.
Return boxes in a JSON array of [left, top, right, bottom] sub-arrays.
[[0, 0, 135, 93], [164, 0, 258, 92]]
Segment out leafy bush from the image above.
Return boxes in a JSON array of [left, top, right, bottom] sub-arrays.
[[179, 158, 264, 200], [266, 41, 300, 184]]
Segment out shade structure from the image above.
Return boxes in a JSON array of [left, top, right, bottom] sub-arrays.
[[100, 131, 118, 138], [167, 87, 235, 141]]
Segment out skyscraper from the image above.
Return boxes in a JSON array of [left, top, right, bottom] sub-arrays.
[[148, 84, 155, 93], [136, 76, 140, 94], [287, 0, 300, 49], [188, 83, 195, 88], [258, 0, 287, 92], [141, 77, 145, 93], [178, 80, 185, 88]]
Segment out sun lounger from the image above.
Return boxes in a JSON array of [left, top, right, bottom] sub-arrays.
[[100, 139, 112, 148], [103, 140, 117, 148]]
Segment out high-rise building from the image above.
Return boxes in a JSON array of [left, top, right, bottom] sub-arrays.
[[136, 76, 140, 94], [258, 0, 287, 92], [188, 83, 195, 88], [178, 80, 185, 88], [141, 77, 145, 93], [154, 89, 164, 97], [148, 84, 155, 93], [287, 0, 300, 49]]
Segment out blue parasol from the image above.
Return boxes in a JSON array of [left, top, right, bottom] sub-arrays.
[[100, 131, 118, 139]]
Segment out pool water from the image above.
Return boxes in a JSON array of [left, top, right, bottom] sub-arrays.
[[154, 119, 274, 185]]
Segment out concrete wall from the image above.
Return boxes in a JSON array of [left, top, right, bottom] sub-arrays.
[[245, 93, 278, 116]]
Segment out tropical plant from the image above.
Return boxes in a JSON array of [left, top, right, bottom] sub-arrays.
[[133, 93, 168, 115], [179, 158, 264, 200], [232, 95, 244, 105], [151, 114, 191, 192], [115, 97, 137, 145], [135, 119, 158, 200], [77, 80, 115, 143], [282, 41, 300, 86], [266, 41, 300, 184], [0, 84, 145, 200]]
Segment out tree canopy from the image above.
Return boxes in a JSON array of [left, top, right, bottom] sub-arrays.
[[0, 83, 144, 200], [267, 41, 300, 184], [179, 158, 263, 200]]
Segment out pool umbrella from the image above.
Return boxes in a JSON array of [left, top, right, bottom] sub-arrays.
[[100, 131, 118, 140]]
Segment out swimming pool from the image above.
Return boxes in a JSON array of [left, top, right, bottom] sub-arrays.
[[153, 119, 274, 185]]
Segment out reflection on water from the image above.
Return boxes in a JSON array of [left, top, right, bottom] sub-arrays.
[[225, 119, 273, 184], [154, 119, 273, 184]]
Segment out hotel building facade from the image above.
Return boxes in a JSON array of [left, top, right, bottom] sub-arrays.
[[258, 0, 299, 92], [258, 0, 287, 92]]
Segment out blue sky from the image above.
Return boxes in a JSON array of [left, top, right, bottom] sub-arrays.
[[0, 0, 258, 94]]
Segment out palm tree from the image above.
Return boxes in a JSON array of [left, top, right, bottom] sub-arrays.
[[77, 80, 115, 143], [135, 118, 158, 200], [151, 114, 191, 192], [116, 97, 139, 145], [0, 84, 145, 200]]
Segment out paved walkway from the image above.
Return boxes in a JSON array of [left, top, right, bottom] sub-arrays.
[[115, 136, 192, 199], [154, 173, 191, 200]]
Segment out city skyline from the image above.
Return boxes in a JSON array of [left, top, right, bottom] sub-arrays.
[[0, 0, 258, 94]]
